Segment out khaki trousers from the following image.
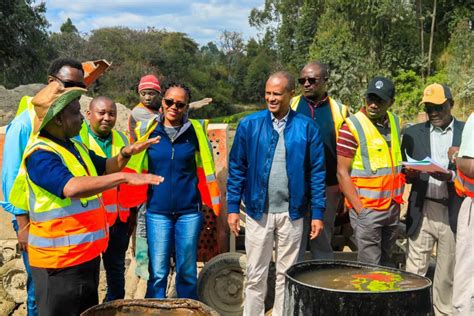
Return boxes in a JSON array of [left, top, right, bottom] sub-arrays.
[[406, 199, 455, 316], [244, 213, 303, 316], [299, 185, 341, 260], [453, 197, 474, 315]]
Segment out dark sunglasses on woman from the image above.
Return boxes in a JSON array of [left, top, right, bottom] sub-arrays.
[[164, 98, 187, 109]]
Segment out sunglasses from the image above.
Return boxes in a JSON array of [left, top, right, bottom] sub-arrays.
[[52, 75, 87, 89], [424, 104, 446, 114], [297, 77, 325, 85], [163, 98, 187, 109]]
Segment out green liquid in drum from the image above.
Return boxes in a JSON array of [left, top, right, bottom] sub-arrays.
[[293, 266, 428, 292]]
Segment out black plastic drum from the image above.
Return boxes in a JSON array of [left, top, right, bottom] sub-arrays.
[[284, 260, 432, 316]]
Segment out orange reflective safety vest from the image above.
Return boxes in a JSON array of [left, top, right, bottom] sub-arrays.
[[345, 111, 405, 210], [79, 124, 131, 226], [124, 118, 222, 215], [454, 170, 474, 198], [290, 95, 349, 138], [9, 136, 108, 268]]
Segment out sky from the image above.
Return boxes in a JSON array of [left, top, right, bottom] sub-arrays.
[[41, 0, 265, 46]]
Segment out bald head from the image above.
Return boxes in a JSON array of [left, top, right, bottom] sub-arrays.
[[265, 71, 295, 120], [301, 62, 329, 78], [267, 71, 295, 93], [87, 96, 117, 138]]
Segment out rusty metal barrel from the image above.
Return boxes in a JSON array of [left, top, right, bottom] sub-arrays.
[[81, 299, 219, 316], [284, 260, 432, 316]]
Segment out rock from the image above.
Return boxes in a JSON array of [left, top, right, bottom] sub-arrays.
[[0, 84, 44, 126], [79, 96, 130, 133], [0, 84, 131, 133]]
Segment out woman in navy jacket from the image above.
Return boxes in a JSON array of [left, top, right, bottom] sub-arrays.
[[143, 83, 205, 299]]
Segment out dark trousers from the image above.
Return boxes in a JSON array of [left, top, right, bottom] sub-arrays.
[[102, 218, 131, 301], [31, 256, 100, 316]]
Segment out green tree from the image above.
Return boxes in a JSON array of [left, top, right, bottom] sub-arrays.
[[0, 0, 52, 88], [244, 51, 273, 103], [392, 70, 424, 121], [441, 19, 474, 118], [309, 0, 421, 110], [60, 18, 78, 34]]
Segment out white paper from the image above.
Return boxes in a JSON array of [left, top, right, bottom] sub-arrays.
[[402, 155, 450, 174]]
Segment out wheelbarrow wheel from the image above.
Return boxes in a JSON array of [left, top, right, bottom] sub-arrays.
[[197, 252, 276, 315]]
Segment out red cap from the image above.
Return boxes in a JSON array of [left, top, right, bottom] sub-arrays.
[[138, 75, 161, 92]]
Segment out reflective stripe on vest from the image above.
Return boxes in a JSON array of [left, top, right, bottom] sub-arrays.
[[9, 136, 108, 268], [345, 111, 405, 210], [116, 119, 157, 208], [29, 227, 106, 248], [125, 118, 222, 215], [290, 95, 348, 138], [190, 119, 222, 216], [455, 170, 474, 198], [79, 126, 131, 226]]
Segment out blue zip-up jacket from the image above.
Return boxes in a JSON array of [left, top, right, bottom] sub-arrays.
[[146, 118, 201, 215], [1, 109, 31, 217], [227, 109, 326, 221]]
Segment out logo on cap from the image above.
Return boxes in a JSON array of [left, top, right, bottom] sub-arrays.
[[425, 88, 433, 96], [375, 81, 384, 89]]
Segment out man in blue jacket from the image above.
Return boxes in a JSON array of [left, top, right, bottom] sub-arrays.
[[227, 71, 326, 316]]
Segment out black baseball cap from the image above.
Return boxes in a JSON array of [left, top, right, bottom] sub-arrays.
[[366, 76, 395, 101]]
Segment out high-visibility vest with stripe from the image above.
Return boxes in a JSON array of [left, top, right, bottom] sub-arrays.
[[290, 95, 349, 138], [9, 136, 108, 268], [15, 95, 34, 119], [455, 170, 474, 198], [124, 118, 222, 215], [345, 111, 405, 210], [79, 124, 131, 226]]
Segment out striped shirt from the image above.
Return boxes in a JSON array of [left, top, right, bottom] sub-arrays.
[[336, 108, 390, 159]]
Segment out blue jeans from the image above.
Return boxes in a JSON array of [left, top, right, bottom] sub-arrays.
[[13, 220, 37, 316], [102, 219, 131, 301], [145, 212, 203, 299]]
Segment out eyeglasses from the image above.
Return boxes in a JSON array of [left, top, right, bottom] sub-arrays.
[[51, 75, 87, 89], [424, 104, 446, 114], [163, 98, 187, 109], [297, 77, 325, 85]]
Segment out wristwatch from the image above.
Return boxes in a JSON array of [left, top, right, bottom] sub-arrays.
[[119, 146, 132, 159]]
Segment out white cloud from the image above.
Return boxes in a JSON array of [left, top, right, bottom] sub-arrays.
[[42, 0, 262, 45]]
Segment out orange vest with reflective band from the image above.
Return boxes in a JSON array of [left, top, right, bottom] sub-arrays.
[[9, 136, 108, 268], [455, 170, 474, 198], [124, 118, 222, 215], [345, 111, 405, 210], [79, 124, 131, 226]]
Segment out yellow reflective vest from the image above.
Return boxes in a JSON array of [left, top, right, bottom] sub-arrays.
[[124, 118, 221, 215], [79, 124, 132, 226], [9, 135, 108, 268], [344, 111, 405, 210], [290, 95, 349, 138]]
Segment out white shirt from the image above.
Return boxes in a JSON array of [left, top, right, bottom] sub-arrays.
[[426, 118, 454, 199], [271, 109, 290, 133], [459, 113, 474, 158]]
